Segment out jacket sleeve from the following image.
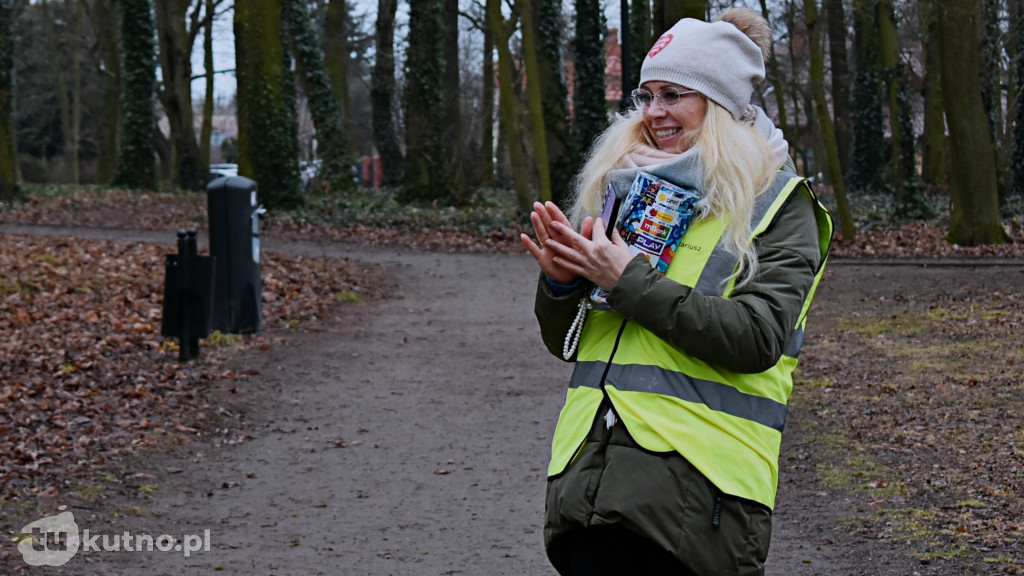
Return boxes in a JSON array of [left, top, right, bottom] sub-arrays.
[[534, 274, 590, 361], [607, 191, 823, 374]]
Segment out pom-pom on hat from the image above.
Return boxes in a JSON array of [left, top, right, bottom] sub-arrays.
[[640, 18, 765, 120]]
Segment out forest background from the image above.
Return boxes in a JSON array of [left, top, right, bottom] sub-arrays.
[[1, 0, 1023, 245]]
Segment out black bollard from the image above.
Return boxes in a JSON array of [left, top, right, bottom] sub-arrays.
[[178, 229, 199, 360], [161, 228, 215, 361]]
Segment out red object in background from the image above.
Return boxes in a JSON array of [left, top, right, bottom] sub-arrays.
[[360, 156, 382, 188]]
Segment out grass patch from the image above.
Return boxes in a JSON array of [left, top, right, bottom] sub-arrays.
[[875, 507, 940, 541], [332, 290, 363, 304], [204, 331, 240, 348], [916, 544, 976, 562]]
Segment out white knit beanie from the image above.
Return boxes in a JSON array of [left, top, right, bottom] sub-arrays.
[[640, 18, 765, 120]]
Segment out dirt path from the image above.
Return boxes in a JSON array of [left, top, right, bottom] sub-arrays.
[[6, 224, 995, 575]]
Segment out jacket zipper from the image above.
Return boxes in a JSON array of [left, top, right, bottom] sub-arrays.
[[564, 319, 630, 467]]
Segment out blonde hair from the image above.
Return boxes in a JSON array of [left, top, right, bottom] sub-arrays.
[[567, 102, 776, 290]]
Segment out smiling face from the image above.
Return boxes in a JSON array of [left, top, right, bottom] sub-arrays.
[[640, 81, 708, 153]]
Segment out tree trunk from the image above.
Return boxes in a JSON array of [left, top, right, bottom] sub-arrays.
[[69, 0, 82, 184], [324, 0, 354, 154], [443, 0, 466, 202], [113, 0, 157, 189], [938, 0, 1006, 245], [654, 0, 705, 36], [402, 0, 449, 201], [45, 0, 80, 184], [0, 0, 17, 199], [878, 0, 906, 201], [629, 0, 651, 91], [783, 0, 807, 169], [154, 0, 203, 190], [804, 0, 853, 240], [88, 0, 122, 184], [980, 0, 1005, 198], [487, 0, 532, 213], [920, 0, 948, 187], [849, 0, 885, 192], [371, 0, 402, 187], [519, 0, 551, 203], [234, 0, 303, 208], [1012, 0, 1024, 197], [199, 0, 214, 174], [758, 0, 790, 142], [480, 8, 495, 188], [537, 0, 572, 205], [573, 0, 608, 164], [824, 0, 849, 178], [284, 0, 351, 191]]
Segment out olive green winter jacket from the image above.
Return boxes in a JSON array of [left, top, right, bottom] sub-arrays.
[[534, 172, 828, 576]]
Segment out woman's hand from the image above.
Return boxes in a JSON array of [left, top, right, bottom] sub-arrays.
[[547, 217, 634, 290], [520, 201, 580, 285]]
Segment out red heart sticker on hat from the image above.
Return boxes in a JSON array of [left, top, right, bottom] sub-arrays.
[[648, 34, 673, 58]]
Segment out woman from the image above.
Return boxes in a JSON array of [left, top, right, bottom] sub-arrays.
[[521, 9, 833, 576]]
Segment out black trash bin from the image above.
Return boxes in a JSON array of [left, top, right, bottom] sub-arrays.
[[207, 176, 263, 334]]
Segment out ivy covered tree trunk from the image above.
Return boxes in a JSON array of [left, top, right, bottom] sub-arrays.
[[573, 0, 608, 163], [113, 0, 157, 190], [402, 0, 449, 202], [629, 0, 652, 91], [824, 0, 850, 178], [1012, 0, 1024, 197], [324, 0, 354, 154], [371, 0, 402, 187], [283, 0, 351, 191], [154, 0, 203, 190], [234, 0, 302, 209], [487, 0, 532, 213], [805, 0, 853, 240], [938, 0, 1006, 245], [980, 0, 1005, 198], [88, 0, 122, 184], [520, 0, 552, 203], [0, 0, 17, 200], [920, 0, 948, 188], [848, 0, 885, 192], [537, 0, 573, 205]]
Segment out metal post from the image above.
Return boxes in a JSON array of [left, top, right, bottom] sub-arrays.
[[176, 230, 193, 361]]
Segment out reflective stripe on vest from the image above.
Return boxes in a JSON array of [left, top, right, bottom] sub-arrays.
[[547, 173, 834, 510]]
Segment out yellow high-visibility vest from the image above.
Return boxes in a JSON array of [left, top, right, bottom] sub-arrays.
[[548, 173, 833, 509]]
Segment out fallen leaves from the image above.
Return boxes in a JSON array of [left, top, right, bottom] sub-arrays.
[[794, 273, 1024, 570], [0, 232, 384, 502], [830, 223, 1024, 259]]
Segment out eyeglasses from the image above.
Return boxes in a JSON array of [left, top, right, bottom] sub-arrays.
[[630, 88, 700, 109]]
